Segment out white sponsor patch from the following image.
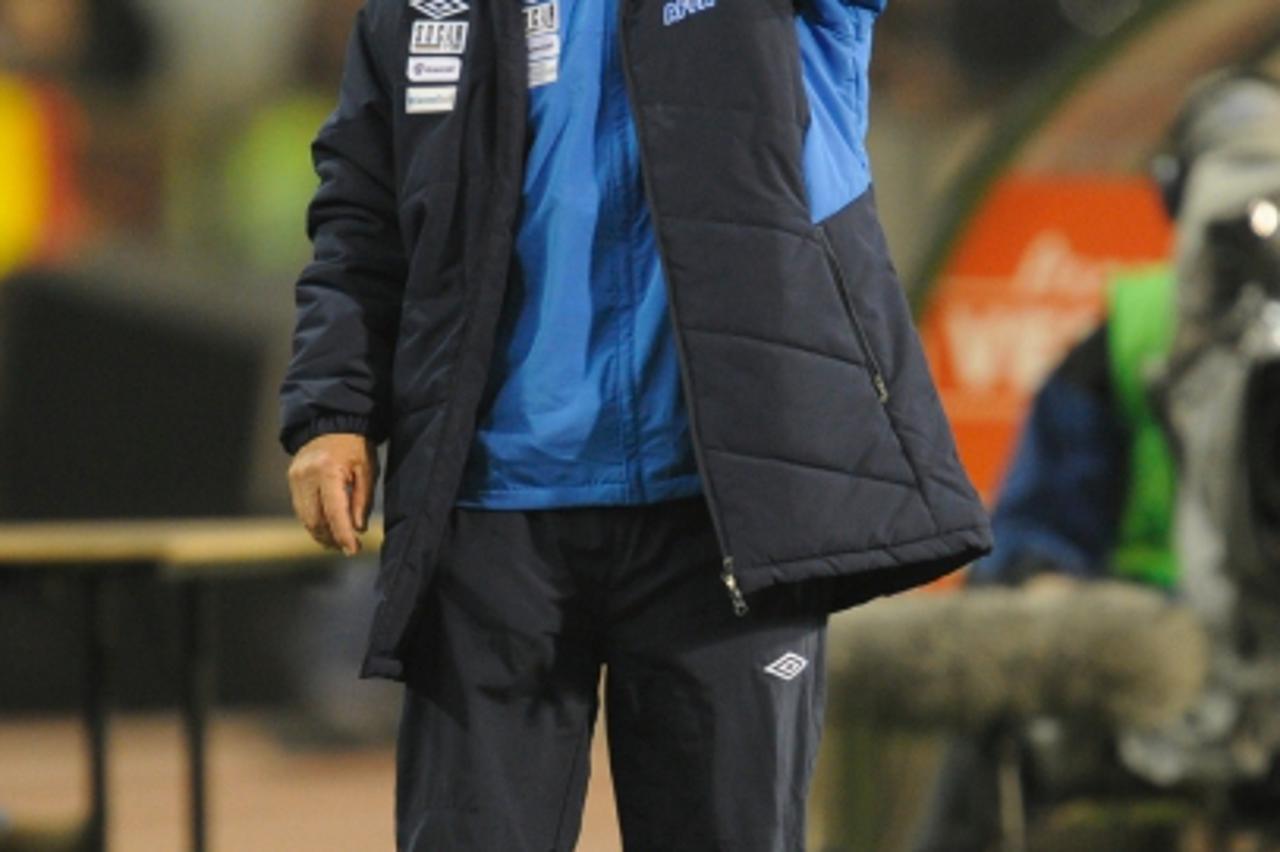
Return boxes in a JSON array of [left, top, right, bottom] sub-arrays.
[[405, 85, 457, 114], [528, 58, 559, 88], [409, 0, 469, 20], [523, 0, 560, 89], [411, 20, 469, 54], [527, 33, 560, 61], [407, 56, 462, 83], [763, 653, 808, 682]]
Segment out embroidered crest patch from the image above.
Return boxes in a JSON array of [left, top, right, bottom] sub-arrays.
[[411, 20, 469, 54]]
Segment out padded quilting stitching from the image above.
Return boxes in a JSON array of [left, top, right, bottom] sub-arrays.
[[893, 417, 983, 506], [821, 214, 943, 534], [680, 326, 861, 369], [704, 446, 916, 491], [661, 214, 813, 242]]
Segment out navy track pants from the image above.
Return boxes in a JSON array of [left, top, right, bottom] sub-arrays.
[[395, 497, 827, 851]]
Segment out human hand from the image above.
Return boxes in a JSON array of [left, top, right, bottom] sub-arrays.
[[287, 433, 379, 555]]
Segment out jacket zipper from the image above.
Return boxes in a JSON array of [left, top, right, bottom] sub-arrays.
[[616, 0, 748, 617], [721, 557, 750, 616], [818, 227, 891, 404]]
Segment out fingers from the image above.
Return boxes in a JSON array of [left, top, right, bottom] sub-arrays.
[[288, 435, 377, 555], [291, 477, 338, 550], [321, 470, 361, 556], [351, 459, 372, 533]]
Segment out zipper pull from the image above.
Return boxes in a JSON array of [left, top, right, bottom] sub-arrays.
[[721, 557, 750, 617], [872, 372, 890, 404]]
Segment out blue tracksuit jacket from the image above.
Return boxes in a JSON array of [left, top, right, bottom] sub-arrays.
[[459, 0, 886, 508]]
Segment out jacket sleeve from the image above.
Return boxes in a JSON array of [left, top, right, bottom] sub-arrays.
[[279, 5, 406, 455]]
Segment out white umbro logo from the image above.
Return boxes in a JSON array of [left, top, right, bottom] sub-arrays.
[[410, 0, 469, 20], [763, 653, 808, 681]]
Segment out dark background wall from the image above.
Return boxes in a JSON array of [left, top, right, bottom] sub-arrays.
[[0, 266, 320, 711]]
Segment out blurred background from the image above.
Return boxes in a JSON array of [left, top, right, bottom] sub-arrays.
[[1, 0, 1279, 849]]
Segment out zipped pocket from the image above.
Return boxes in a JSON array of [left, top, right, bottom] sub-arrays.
[[817, 227, 891, 404]]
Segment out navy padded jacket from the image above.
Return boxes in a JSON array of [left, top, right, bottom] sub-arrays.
[[280, 0, 993, 679]]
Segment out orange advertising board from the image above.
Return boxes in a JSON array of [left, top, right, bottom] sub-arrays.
[[920, 176, 1173, 502]]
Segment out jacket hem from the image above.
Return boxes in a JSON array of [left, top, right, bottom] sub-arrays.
[[737, 523, 994, 613]]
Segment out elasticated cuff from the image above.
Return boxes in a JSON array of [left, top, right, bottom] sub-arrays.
[[280, 413, 379, 455]]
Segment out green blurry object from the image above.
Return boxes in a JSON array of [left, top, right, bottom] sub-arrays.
[[222, 93, 333, 278], [1107, 267, 1179, 589]]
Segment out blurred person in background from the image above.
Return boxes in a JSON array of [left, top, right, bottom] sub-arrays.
[[0, 0, 151, 88], [0, 0, 87, 279], [0, 0, 158, 278], [969, 69, 1280, 593], [0, 69, 79, 279], [280, 0, 990, 849], [220, 0, 366, 278], [914, 69, 1280, 852]]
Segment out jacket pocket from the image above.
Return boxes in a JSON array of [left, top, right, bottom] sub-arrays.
[[817, 225, 891, 404]]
